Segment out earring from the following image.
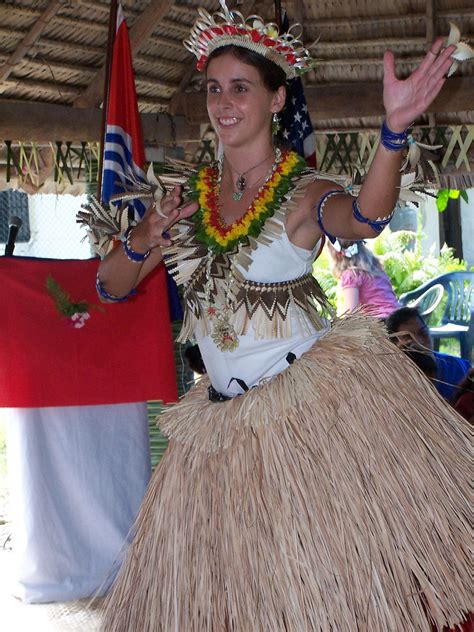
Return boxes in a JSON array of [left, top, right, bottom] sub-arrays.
[[271, 112, 281, 136]]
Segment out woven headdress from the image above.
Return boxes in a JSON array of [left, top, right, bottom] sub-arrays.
[[184, 0, 314, 78]]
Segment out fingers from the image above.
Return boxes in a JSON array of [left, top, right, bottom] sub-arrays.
[[178, 200, 200, 219], [383, 50, 397, 84], [420, 38, 457, 77]]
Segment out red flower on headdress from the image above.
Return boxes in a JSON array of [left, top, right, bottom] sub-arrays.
[[263, 37, 277, 48], [223, 25, 238, 35], [197, 57, 207, 71], [250, 29, 264, 43], [211, 27, 224, 36]]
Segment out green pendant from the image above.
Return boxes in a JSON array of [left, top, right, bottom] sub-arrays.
[[232, 191, 243, 201]]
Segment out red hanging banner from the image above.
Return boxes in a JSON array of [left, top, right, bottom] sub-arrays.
[[0, 258, 178, 408]]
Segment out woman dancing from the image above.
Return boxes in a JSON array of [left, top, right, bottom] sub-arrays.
[[96, 5, 470, 630]]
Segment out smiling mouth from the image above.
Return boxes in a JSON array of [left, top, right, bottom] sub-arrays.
[[218, 117, 240, 127]]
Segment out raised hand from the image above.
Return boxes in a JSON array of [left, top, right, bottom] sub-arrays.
[[128, 185, 198, 253], [383, 37, 456, 132]]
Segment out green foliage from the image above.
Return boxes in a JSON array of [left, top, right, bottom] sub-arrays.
[[312, 247, 338, 308], [436, 188, 468, 212], [313, 230, 469, 309], [46, 275, 89, 317], [372, 230, 468, 297]]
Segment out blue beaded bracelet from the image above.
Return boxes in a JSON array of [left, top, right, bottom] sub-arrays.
[[380, 120, 408, 152], [315, 189, 346, 244], [96, 275, 136, 302], [122, 226, 150, 263], [352, 198, 393, 234]]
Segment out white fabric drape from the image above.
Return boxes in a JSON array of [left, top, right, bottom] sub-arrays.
[[4, 402, 151, 603]]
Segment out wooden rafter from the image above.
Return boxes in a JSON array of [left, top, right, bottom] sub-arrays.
[[0, 0, 63, 83], [303, 9, 473, 30], [172, 77, 474, 124], [0, 100, 199, 143], [74, 0, 176, 108]]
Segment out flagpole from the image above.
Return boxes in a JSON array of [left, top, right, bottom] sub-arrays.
[[97, 0, 119, 202]]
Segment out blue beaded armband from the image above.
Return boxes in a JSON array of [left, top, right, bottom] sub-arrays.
[[315, 189, 346, 244], [380, 120, 408, 152], [352, 198, 393, 234], [122, 227, 150, 263], [96, 275, 136, 302]]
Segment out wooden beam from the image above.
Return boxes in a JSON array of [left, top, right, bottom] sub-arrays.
[[0, 100, 200, 143], [426, 0, 436, 43], [172, 77, 474, 123], [74, 0, 175, 108], [312, 37, 426, 52], [305, 9, 473, 31], [5, 77, 82, 98], [0, 0, 63, 82]]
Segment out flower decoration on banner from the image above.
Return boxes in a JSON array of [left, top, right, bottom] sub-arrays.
[[45, 275, 102, 328], [188, 150, 307, 254], [445, 22, 474, 77], [184, 0, 314, 78]]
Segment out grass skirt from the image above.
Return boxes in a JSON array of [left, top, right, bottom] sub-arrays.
[[101, 317, 471, 631]]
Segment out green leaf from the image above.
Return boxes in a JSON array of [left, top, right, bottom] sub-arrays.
[[460, 190, 469, 203], [448, 189, 460, 199], [436, 189, 449, 212]]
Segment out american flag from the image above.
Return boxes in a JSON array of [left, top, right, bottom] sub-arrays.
[[278, 12, 316, 167], [280, 77, 316, 168]]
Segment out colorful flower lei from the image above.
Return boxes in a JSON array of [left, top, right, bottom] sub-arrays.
[[188, 150, 307, 254]]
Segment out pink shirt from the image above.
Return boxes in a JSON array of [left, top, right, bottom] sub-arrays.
[[339, 269, 400, 318]]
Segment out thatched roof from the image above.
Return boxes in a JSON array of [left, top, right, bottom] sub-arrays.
[[0, 0, 472, 139]]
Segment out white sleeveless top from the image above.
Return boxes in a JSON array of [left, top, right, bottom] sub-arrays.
[[195, 231, 330, 397]]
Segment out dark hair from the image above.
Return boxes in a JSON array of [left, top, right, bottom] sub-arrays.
[[401, 346, 437, 379], [206, 45, 287, 92], [184, 344, 206, 375], [386, 307, 425, 335]]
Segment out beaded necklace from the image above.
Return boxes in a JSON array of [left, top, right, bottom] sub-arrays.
[[189, 149, 307, 255], [188, 149, 307, 352]]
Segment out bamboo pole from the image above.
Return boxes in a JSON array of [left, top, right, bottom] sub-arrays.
[[97, 0, 118, 203]]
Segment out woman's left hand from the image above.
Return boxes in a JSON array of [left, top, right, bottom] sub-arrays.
[[383, 37, 456, 132]]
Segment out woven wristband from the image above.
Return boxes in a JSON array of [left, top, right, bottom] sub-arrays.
[[122, 227, 150, 263], [380, 120, 408, 152], [96, 275, 136, 302], [352, 198, 393, 234]]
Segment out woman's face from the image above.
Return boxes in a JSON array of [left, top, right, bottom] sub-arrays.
[[205, 52, 285, 150]]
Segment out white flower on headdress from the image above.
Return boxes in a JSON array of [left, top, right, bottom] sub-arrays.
[[445, 22, 474, 77]]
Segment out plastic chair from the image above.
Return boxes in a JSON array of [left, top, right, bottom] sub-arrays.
[[400, 283, 444, 320], [399, 272, 473, 360]]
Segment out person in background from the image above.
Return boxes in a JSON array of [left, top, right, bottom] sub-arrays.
[[451, 369, 474, 422], [400, 342, 438, 383], [386, 306, 471, 401], [327, 239, 400, 317]]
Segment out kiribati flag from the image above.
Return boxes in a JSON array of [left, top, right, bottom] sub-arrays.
[[102, 3, 146, 219], [102, 4, 183, 319]]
